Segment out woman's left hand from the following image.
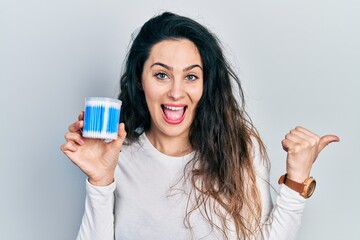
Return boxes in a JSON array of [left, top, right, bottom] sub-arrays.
[[281, 126, 340, 183]]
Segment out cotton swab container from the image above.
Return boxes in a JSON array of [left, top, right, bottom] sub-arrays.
[[82, 97, 122, 140]]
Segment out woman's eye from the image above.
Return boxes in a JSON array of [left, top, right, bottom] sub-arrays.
[[155, 72, 168, 79], [186, 74, 198, 81]]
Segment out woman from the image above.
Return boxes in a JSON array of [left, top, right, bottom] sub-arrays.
[[61, 12, 339, 239]]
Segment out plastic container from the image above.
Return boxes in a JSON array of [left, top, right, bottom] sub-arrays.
[[82, 97, 122, 140]]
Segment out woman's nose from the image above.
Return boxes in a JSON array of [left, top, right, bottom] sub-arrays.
[[167, 79, 185, 100]]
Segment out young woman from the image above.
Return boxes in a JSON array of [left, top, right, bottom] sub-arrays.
[[61, 12, 339, 239]]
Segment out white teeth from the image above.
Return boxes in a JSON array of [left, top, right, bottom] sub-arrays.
[[164, 105, 184, 111]]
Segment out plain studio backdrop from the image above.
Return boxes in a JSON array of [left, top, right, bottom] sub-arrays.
[[0, 0, 359, 239]]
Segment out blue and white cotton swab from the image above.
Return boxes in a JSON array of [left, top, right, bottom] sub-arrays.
[[83, 97, 122, 140]]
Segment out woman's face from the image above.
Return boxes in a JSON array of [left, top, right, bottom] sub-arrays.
[[141, 39, 203, 139]]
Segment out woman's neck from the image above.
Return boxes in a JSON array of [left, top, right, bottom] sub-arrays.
[[145, 129, 192, 157]]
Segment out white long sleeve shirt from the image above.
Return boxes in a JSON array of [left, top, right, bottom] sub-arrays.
[[77, 133, 306, 240]]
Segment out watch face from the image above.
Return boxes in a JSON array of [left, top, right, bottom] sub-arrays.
[[305, 180, 316, 198]]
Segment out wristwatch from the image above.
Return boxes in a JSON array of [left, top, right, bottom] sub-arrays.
[[278, 174, 316, 199]]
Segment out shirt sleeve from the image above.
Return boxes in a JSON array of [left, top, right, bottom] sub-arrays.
[[76, 179, 116, 240], [253, 142, 307, 240]]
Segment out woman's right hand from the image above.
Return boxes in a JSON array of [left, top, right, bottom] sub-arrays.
[[60, 111, 127, 186]]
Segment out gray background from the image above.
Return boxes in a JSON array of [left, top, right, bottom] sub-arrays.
[[1, 0, 359, 239]]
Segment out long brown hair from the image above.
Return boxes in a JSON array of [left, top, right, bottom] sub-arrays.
[[119, 12, 268, 239], [187, 63, 267, 238]]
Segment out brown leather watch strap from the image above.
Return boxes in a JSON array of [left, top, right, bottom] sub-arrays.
[[278, 174, 304, 193]]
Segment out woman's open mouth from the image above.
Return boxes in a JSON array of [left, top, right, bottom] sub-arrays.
[[161, 104, 187, 124]]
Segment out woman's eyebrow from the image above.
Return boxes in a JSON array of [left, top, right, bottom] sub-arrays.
[[183, 64, 203, 71], [151, 62, 173, 70], [150, 62, 203, 71]]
